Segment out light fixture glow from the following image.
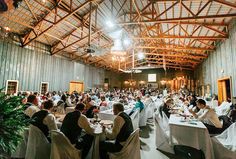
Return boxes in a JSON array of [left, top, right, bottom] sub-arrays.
[[137, 52, 145, 60], [106, 20, 115, 28], [4, 27, 10, 32], [123, 38, 131, 46]]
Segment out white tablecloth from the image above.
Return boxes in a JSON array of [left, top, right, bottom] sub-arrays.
[[98, 108, 133, 121], [169, 114, 215, 159]]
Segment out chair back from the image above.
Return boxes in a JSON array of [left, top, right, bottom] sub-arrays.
[[57, 103, 65, 114], [154, 112, 173, 153], [109, 128, 141, 159], [174, 145, 205, 159], [130, 110, 140, 130], [215, 122, 236, 151], [139, 106, 147, 127], [25, 125, 50, 159], [50, 130, 81, 159], [11, 128, 29, 158]]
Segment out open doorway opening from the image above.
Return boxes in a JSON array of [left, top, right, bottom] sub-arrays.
[[218, 77, 232, 104]]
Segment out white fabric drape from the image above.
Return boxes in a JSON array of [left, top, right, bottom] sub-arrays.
[[130, 109, 140, 130], [211, 123, 236, 159], [215, 101, 231, 116], [65, 107, 75, 114], [11, 128, 29, 158], [50, 130, 81, 159], [169, 115, 215, 159], [57, 103, 65, 114], [109, 128, 141, 159], [139, 106, 148, 127], [146, 102, 155, 119], [25, 125, 50, 159], [154, 111, 173, 153]]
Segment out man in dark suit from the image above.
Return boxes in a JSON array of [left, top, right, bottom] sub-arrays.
[[99, 102, 134, 159]]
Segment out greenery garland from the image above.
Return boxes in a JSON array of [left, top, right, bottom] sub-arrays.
[[0, 89, 29, 158]]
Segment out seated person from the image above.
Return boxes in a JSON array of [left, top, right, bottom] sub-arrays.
[[31, 100, 58, 141], [99, 103, 134, 159], [189, 99, 223, 134], [61, 103, 94, 159], [159, 98, 174, 118], [24, 94, 40, 118], [129, 96, 144, 116], [100, 96, 108, 107]]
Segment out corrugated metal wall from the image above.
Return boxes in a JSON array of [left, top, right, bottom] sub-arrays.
[[194, 20, 236, 96], [0, 40, 105, 92]]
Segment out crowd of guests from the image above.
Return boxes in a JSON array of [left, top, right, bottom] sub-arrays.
[[19, 88, 154, 159], [17, 87, 236, 159], [159, 92, 236, 134]]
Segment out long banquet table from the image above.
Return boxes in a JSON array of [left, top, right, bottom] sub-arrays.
[[98, 106, 133, 121], [169, 114, 215, 159]]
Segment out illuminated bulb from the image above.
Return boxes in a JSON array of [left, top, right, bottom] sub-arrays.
[[106, 20, 115, 28], [123, 38, 131, 46], [4, 27, 10, 32], [137, 52, 145, 60], [42, 0, 46, 3]]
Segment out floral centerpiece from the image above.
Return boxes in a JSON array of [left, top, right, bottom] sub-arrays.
[[93, 108, 100, 122]]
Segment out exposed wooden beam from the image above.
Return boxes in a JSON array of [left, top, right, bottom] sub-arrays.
[[118, 13, 236, 25], [51, 29, 102, 55], [22, 0, 91, 46], [133, 35, 227, 40], [135, 45, 214, 51]]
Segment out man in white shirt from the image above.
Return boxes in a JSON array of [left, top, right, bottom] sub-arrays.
[[31, 100, 58, 142], [24, 95, 40, 118], [189, 99, 223, 134], [99, 103, 134, 159], [61, 103, 94, 159]]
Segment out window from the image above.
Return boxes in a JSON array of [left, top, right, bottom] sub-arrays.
[[6, 80, 19, 95], [40, 82, 49, 94], [148, 74, 156, 82]]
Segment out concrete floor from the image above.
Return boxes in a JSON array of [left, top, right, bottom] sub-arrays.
[[139, 121, 181, 159], [139, 121, 170, 159]]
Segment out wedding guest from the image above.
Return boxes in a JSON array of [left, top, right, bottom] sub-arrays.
[[129, 96, 144, 116], [31, 100, 58, 141], [61, 103, 94, 159], [99, 103, 134, 159], [159, 98, 174, 118], [189, 99, 223, 134], [24, 95, 40, 118], [100, 96, 108, 107]]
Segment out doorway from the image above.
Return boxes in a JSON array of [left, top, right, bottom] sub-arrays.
[[69, 81, 84, 94], [218, 77, 232, 104]]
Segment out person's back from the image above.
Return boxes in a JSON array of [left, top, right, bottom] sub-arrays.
[[159, 104, 171, 118], [61, 111, 82, 144], [31, 100, 57, 141], [31, 110, 50, 139], [116, 112, 134, 144]]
